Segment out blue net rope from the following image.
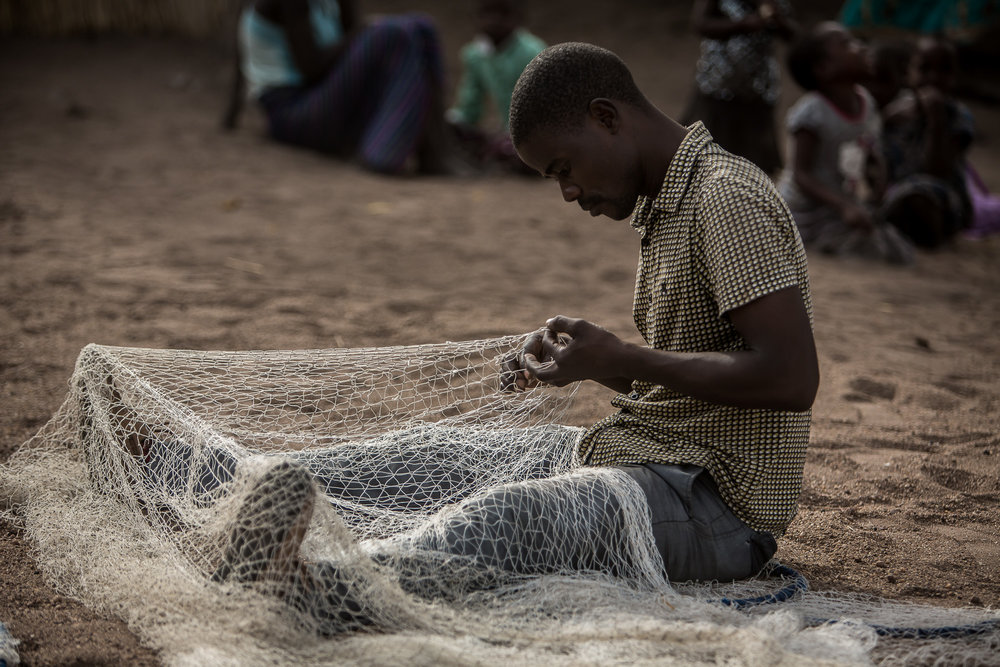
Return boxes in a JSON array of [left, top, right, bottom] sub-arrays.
[[711, 561, 1000, 639]]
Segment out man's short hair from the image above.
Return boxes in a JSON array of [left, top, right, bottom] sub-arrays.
[[509, 42, 647, 147]]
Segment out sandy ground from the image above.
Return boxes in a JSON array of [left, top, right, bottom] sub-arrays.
[[2, 2, 1000, 664]]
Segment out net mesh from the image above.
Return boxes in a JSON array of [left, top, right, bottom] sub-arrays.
[[2, 337, 998, 665]]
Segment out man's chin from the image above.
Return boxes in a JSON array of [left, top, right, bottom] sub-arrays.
[[585, 197, 636, 221], [605, 196, 640, 221], [602, 205, 633, 221]]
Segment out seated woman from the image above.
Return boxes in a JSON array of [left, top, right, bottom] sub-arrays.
[[227, 0, 460, 175]]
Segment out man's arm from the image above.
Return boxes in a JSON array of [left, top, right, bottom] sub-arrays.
[[522, 285, 819, 412]]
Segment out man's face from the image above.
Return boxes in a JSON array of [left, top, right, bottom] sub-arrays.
[[515, 116, 642, 221]]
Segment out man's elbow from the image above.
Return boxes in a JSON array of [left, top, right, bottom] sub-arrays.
[[778, 364, 820, 412], [780, 391, 817, 413]]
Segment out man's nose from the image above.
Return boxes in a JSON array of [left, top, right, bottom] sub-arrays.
[[559, 180, 580, 202]]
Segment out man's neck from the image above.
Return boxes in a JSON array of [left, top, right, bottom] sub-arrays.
[[639, 111, 688, 198]]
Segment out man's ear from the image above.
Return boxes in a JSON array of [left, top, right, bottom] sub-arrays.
[[588, 98, 620, 133]]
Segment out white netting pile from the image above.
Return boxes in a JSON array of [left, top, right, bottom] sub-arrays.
[[1, 337, 998, 665]]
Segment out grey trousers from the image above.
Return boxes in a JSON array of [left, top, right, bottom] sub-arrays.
[[295, 459, 780, 635], [619, 464, 777, 582], [389, 461, 775, 586], [143, 430, 775, 585]]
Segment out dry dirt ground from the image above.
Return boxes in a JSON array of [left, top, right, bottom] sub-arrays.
[[2, 1, 999, 664]]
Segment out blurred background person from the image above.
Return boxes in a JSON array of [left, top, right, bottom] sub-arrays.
[[680, 0, 798, 177], [881, 35, 975, 248], [445, 0, 545, 174], [865, 39, 913, 112], [776, 21, 913, 263], [839, 0, 1000, 104], [228, 0, 462, 175]]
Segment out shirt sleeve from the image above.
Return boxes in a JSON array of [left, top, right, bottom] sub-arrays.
[[697, 171, 804, 316]]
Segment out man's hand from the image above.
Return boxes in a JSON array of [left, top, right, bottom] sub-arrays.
[[500, 331, 544, 392], [522, 316, 628, 387], [499, 320, 633, 393]]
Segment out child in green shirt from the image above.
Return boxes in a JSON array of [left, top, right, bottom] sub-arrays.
[[446, 0, 545, 173]]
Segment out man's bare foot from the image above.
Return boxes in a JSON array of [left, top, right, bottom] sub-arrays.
[[212, 460, 379, 635], [212, 461, 316, 587]]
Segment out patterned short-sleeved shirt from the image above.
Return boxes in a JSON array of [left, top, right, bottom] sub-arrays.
[[579, 122, 812, 535]]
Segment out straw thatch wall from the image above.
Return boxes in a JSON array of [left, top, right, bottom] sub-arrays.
[[0, 0, 242, 40]]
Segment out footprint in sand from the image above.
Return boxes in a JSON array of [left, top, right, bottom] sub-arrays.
[[909, 382, 978, 412], [842, 377, 897, 403], [921, 463, 999, 496]]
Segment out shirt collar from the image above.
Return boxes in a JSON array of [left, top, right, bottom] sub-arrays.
[[630, 121, 713, 236]]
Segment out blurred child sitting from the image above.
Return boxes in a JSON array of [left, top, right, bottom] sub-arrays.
[[881, 35, 976, 248], [445, 0, 545, 174], [777, 21, 914, 264]]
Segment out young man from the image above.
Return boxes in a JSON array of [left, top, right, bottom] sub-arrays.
[[112, 41, 817, 635], [507, 41, 818, 582]]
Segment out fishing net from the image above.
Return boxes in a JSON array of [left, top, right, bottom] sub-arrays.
[[1, 337, 997, 665]]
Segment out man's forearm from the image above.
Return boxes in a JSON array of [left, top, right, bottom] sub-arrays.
[[527, 291, 818, 412], [614, 343, 815, 412], [597, 377, 635, 394]]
